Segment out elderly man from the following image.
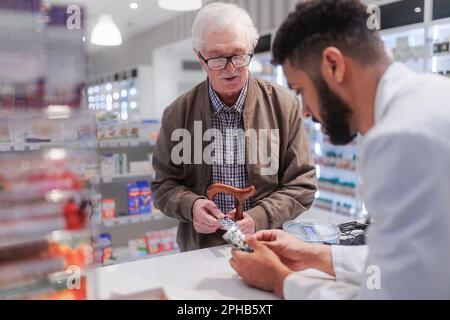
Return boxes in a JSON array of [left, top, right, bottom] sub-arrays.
[[151, 2, 317, 252], [230, 0, 450, 299]]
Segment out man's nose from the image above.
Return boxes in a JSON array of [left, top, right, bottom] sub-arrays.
[[224, 59, 236, 73]]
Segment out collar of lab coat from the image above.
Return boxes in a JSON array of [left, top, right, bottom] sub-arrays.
[[374, 62, 418, 124]]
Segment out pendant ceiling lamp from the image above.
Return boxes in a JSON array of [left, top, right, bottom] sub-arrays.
[[158, 0, 202, 12], [90, 14, 122, 46]]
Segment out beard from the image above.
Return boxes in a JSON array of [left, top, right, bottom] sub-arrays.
[[313, 75, 357, 145]]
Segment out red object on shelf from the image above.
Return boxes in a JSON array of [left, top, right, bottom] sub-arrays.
[[63, 199, 86, 230]]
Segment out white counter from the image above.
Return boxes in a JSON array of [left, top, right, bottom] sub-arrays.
[[87, 207, 355, 300]]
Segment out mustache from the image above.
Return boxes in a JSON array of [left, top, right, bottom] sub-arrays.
[[219, 73, 240, 79]]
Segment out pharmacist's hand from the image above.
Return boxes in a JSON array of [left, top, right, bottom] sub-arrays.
[[253, 230, 335, 276], [226, 210, 255, 235], [192, 199, 225, 234], [230, 236, 292, 298]]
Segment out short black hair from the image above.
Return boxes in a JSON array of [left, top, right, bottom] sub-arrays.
[[272, 0, 384, 73]]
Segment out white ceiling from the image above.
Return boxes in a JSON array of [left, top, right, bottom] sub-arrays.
[[47, 0, 185, 52]]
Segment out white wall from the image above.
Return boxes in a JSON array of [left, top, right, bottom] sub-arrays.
[[137, 65, 155, 119], [152, 38, 206, 119]]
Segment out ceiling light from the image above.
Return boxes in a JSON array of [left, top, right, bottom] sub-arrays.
[[90, 14, 122, 46], [158, 0, 202, 12], [130, 2, 138, 10]]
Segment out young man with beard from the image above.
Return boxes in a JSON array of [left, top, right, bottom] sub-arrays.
[[230, 0, 450, 299]]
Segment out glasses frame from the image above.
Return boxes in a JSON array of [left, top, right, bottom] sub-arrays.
[[198, 52, 254, 71]]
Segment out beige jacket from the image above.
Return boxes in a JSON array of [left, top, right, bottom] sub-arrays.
[[151, 75, 317, 251]]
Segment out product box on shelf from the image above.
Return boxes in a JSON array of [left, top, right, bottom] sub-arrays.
[[145, 231, 161, 255], [128, 238, 147, 258], [145, 228, 178, 257], [93, 233, 113, 265], [126, 180, 152, 215], [102, 199, 116, 220], [100, 153, 127, 176], [100, 154, 117, 177], [138, 181, 152, 214], [96, 119, 160, 145], [127, 182, 141, 215], [139, 120, 160, 144], [129, 160, 151, 174]]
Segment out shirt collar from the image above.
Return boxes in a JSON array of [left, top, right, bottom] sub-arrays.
[[374, 62, 417, 124], [208, 79, 248, 115]]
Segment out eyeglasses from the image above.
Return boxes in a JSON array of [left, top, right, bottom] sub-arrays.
[[198, 52, 254, 71]]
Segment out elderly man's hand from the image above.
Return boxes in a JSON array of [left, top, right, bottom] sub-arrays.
[[255, 229, 335, 276], [192, 199, 225, 234], [225, 210, 255, 235], [229, 236, 292, 298]]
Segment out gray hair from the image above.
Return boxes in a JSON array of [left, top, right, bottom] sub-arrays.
[[192, 2, 259, 53]]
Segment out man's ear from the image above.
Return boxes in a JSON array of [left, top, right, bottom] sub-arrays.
[[320, 47, 346, 85]]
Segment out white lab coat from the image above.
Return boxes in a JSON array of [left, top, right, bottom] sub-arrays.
[[284, 63, 450, 299]]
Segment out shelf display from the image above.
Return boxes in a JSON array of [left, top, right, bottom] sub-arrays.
[[97, 119, 160, 145], [379, 19, 450, 77], [381, 27, 427, 73], [86, 66, 153, 123], [304, 120, 363, 217], [87, 75, 139, 122], [95, 121, 177, 266], [0, 108, 98, 152], [251, 49, 364, 217], [100, 211, 167, 228], [0, 111, 99, 300], [428, 21, 450, 76], [101, 227, 179, 266], [0, 0, 101, 300], [93, 227, 179, 267]]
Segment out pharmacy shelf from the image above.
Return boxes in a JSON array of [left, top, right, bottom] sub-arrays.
[[318, 188, 357, 200], [101, 211, 168, 228], [317, 165, 357, 173], [0, 140, 155, 152], [99, 247, 180, 267], [0, 270, 79, 300], [0, 141, 97, 152], [98, 140, 155, 148], [0, 229, 91, 252], [0, 229, 91, 299], [100, 172, 154, 183]]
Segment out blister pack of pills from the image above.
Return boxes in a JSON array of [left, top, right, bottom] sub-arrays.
[[221, 222, 253, 253]]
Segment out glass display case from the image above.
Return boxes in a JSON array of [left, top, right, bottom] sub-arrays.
[[0, 110, 99, 300], [0, 0, 101, 299]]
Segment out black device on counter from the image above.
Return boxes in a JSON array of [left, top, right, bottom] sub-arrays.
[[337, 215, 371, 245]]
